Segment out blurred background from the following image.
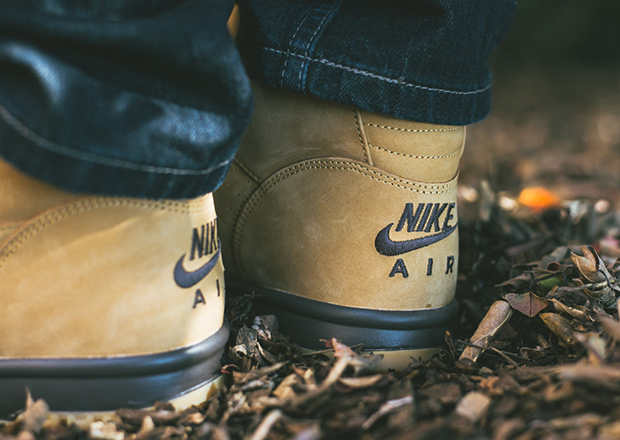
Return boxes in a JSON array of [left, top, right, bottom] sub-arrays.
[[462, 0, 620, 204]]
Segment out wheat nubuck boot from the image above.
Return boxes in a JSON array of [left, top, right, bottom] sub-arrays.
[[215, 83, 464, 369], [0, 158, 227, 421]]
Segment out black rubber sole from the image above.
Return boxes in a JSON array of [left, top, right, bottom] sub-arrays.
[[227, 279, 458, 351], [0, 322, 229, 418]]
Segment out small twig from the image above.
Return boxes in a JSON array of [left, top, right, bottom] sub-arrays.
[[246, 410, 283, 440], [488, 346, 520, 367], [459, 340, 526, 364], [301, 343, 364, 356], [362, 396, 414, 430], [320, 355, 351, 389]]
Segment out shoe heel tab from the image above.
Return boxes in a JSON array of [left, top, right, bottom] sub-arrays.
[[357, 110, 464, 183]]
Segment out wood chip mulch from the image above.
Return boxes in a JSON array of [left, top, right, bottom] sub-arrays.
[[5, 184, 620, 440]]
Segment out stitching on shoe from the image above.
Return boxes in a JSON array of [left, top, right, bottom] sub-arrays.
[[365, 123, 461, 133], [233, 159, 457, 272], [353, 110, 369, 163], [0, 224, 19, 234], [227, 163, 260, 272], [234, 159, 260, 183], [0, 198, 209, 268], [262, 47, 491, 95], [369, 143, 462, 159]]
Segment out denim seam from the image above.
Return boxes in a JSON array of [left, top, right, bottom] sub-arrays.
[[299, 1, 340, 90], [262, 47, 491, 95], [0, 100, 230, 176], [280, 6, 313, 88]]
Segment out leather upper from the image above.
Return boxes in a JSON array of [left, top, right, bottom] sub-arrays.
[[215, 83, 464, 311], [0, 159, 224, 358]]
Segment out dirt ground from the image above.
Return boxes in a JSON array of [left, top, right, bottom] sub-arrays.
[[464, 65, 620, 204]]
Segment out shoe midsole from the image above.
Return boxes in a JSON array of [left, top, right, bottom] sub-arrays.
[[227, 279, 458, 351], [0, 322, 229, 418]]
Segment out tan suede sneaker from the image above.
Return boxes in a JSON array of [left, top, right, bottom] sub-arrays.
[[0, 158, 227, 420], [215, 83, 464, 369]]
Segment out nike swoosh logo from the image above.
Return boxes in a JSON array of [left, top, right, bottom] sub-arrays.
[[173, 247, 221, 288], [375, 223, 457, 257]]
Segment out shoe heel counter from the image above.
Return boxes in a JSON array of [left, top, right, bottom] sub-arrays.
[[214, 160, 260, 277], [356, 110, 465, 183], [0, 195, 225, 358], [233, 158, 459, 311]]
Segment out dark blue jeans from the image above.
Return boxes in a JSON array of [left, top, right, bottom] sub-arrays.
[[0, 0, 515, 199]]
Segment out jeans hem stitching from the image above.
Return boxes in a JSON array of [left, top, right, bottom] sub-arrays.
[[300, 1, 340, 90], [0, 101, 230, 176], [262, 47, 491, 96], [280, 6, 313, 88]]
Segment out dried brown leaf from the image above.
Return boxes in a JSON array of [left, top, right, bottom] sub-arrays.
[[20, 392, 49, 434], [571, 246, 602, 283], [288, 424, 322, 440], [555, 363, 620, 384], [252, 315, 279, 341], [539, 313, 575, 346], [599, 314, 620, 342], [418, 383, 462, 405], [116, 408, 185, 426], [599, 421, 620, 440], [492, 418, 526, 440], [322, 338, 356, 359], [322, 338, 383, 374], [361, 396, 413, 430], [272, 374, 300, 399], [583, 284, 616, 306], [136, 416, 155, 437], [256, 341, 279, 365], [459, 300, 513, 363], [505, 292, 548, 317], [89, 421, 125, 440], [496, 272, 533, 291], [548, 413, 605, 429], [247, 409, 283, 440], [571, 245, 614, 287], [573, 332, 606, 363], [338, 374, 384, 389], [550, 299, 585, 319], [232, 362, 288, 386]]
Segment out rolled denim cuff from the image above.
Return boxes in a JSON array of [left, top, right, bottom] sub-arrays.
[[237, 0, 516, 126], [0, 0, 252, 199]]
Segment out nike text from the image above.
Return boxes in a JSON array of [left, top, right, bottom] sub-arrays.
[[375, 202, 457, 257], [396, 202, 455, 233], [389, 255, 455, 278], [190, 220, 219, 261], [174, 222, 222, 308]]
